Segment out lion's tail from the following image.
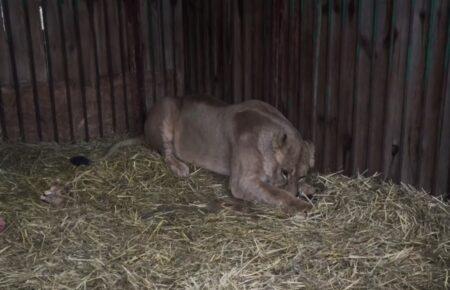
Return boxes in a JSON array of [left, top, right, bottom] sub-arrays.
[[101, 137, 144, 160]]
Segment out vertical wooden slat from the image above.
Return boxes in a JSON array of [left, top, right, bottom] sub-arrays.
[[182, 0, 192, 94], [162, 0, 175, 97], [87, 0, 105, 137], [39, 0, 59, 142], [223, 0, 232, 103], [278, 0, 289, 117], [143, 0, 156, 107], [367, 0, 390, 174], [419, 0, 449, 191], [0, 2, 5, 140], [239, 0, 244, 101], [123, 0, 136, 131], [103, 0, 118, 132], [287, 0, 300, 126], [80, 0, 102, 138], [158, 0, 168, 96], [45, 0, 73, 142], [0, 0, 20, 141], [351, 0, 374, 174], [448, 158, 450, 198], [434, 8, 450, 195], [107, 0, 127, 134], [200, 0, 211, 94], [150, 0, 166, 99], [23, 0, 43, 142], [59, 0, 85, 141], [193, 0, 203, 93], [399, 0, 430, 185], [4, 0, 36, 142], [382, 0, 411, 181], [298, 0, 315, 141], [262, 0, 272, 104], [73, 0, 92, 140], [125, 0, 145, 132], [231, 0, 243, 103], [95, 0, 115, 135], [117, 0, 130, 132], [173, 0, 184, 97], [336, 0, 358, 174], [315, 0, 327, 172], [211, 0, 224, 100], [243, 0, 252, 100], [252, 0, 264, 101], [311, 0, 322, 148], [270, 0, 280, 108], [0, 78, 5, 140], [323, 0, 342, 172]]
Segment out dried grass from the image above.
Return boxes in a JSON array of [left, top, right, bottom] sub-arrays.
[[0, 141, 448, 289]]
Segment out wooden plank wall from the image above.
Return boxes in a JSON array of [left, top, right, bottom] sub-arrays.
[[183, 0, 450, 197], [0, 0, 184, 143], [0, 0, 449, 197]]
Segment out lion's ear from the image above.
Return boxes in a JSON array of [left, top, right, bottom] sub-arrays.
[[304, 141, 315, 168], [272, 132, 287, 150]]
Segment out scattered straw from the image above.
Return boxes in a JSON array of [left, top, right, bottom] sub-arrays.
[[0, 141, 448, 289]]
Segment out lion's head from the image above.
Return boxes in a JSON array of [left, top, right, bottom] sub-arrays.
[[263, 131, 315, 196]]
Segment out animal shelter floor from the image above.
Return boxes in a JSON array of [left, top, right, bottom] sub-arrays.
[[0, 141, 448, 289]]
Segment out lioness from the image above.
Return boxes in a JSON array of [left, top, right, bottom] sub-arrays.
[[111, 95, 315, 213]]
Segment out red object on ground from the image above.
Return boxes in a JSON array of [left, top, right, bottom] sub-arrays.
[[0, 217, 5, 233]]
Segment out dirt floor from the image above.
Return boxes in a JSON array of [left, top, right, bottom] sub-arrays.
[[0, 141, 448, 289]]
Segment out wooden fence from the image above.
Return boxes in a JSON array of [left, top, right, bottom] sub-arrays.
[[0, 0, 449, 197], [0, 0, 183, 143], [183, 0, 450, 197]]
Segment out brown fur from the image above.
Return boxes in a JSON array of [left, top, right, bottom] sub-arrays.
[[134, 95, 315, 213]]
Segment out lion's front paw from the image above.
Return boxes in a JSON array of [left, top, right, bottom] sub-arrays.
[[284, 199, 312, 215], [167, 158, 190, 177]]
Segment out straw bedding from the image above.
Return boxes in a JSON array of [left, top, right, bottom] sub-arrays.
[[0, 141, 448, 289]]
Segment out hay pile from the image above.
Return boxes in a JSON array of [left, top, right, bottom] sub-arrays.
[[0, 141, 448, 289]]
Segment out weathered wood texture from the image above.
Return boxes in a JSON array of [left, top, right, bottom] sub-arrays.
[[0, 0, 184, 142], [0, 0, 449, 197], [182, 0, 450, 197]]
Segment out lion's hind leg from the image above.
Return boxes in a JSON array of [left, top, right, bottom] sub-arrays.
[[159, 99, 190, 177]]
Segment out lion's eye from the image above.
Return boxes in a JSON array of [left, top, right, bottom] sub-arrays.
[[281, 169, 289, 179]]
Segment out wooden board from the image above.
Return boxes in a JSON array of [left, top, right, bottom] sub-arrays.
[[336, 0, 358, 175], [382, 0, 411, 182], [323, 0, 342, 173], [116, 0, 130, 132], [0, 0, 20, 141], [277, 0, 289, 117], [92, 0, 114, 137], [315, 0, 326, 172], [162, 0, 176, 98], [351, 0, 373, 174], [27, 0, 56, 142], [45, 0, 74, 142], [262, 0, 273, 104], [399, 0, 430, 185], [286, 0, 301, 126], [298, 0, 315, 141], [418, 0, 449, 191], [433, 11, 450, 195], [173, 0, 185, 97], [242, 0, 252, 101], [367, 0, 390, 174], [5, 0, 38, 142], [231, 0, 243, 103], [60, 0, 86, 141]]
